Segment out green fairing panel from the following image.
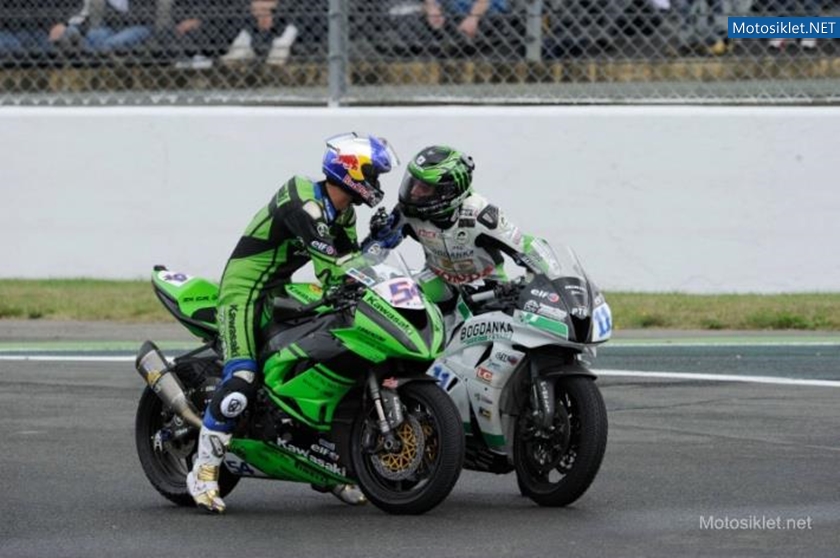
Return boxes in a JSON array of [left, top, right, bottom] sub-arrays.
[[264, 345, 355, 430], [416, 273, 450, 304], [331, 324, 389, 363], [424, 297, 446, 354], [152, 270, 219, 333], [262, 346, 300, 388], [271, 364, 354, 427], [352, 291, 436, 360], [228, 438, 352, 486]]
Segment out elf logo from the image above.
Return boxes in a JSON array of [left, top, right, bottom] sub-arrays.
[[530, 289, 560, 303]]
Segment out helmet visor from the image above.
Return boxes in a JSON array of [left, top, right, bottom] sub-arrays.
[[399, 175, 459, 207]]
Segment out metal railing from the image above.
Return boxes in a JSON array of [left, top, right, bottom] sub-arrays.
[[1, 0, 838, 105]]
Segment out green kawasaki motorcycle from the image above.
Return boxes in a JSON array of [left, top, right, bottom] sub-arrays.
[[134, 251, 465, 515]]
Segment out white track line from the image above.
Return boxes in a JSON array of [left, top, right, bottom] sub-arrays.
[[0, 355, 135, 362], [1, 355, 839, 388], [597, 369, 840, 388], [608, 341, 839, 348]]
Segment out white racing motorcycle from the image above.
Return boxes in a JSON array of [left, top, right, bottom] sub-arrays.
[[425, 239, 612, 506]]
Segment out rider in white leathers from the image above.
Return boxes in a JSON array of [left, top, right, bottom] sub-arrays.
[[363, 145, 540, 319]]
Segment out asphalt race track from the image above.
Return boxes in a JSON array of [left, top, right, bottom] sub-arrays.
[[1, 323, 839, 558]]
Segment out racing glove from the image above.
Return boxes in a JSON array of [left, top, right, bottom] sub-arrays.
[[367, 207, 404, 249]]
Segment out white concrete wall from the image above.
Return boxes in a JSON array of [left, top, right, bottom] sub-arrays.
[[1, 105, 837, 293]]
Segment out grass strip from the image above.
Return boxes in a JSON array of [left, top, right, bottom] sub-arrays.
[[2, 280, 840, 330]]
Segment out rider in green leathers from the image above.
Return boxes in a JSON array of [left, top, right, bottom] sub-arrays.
[[187, 133, 398, 514]]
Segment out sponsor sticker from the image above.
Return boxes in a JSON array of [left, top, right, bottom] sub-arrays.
[[310, 240, 336, 255], [345, 268, 376, 286], [432, 265, 494, 285], [337, 153, 360, 170], [158, 271, 191, 286], [530, 289, 560, 303], [494, 351, 520, 365], [374, 278, 424, 310], [316, 222, 331, 238], [517, 311, 569, 339], [429, 364, 457, 391], [460, 320, 514, 344], [537, 303, 567, 321]]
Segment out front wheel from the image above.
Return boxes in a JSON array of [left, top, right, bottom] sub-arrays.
[[514, 375, 608, 507], [350, 381, 465, 515]]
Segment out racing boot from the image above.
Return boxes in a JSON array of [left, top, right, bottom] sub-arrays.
[[187, 426, 232, 514]]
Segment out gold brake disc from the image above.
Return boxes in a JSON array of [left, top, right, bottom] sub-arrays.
[[371, 415, 425, 481], [422, 421, 438, 462]]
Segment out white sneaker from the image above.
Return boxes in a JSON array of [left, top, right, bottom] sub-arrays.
[[187, 427, 231, 514], [800, 38, 816, 50], [266, 24, 298, 66], [174, 54, 213, 70], [221, 29, 255, 62]]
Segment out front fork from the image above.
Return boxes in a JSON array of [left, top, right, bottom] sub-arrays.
[[529, 360, 556, 432], [366, 372, 405, 452]]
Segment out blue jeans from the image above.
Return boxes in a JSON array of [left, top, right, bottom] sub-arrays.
[[678, 0, 726, 45], [82, 25, 153, 52], [767, 0, 821, 15], [0, 30, 53, 55]]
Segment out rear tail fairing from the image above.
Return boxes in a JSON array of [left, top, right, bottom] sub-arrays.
[[151, 267, 219, 340]]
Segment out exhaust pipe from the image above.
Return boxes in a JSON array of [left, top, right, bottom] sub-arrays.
[[135, 341, 203, 429]]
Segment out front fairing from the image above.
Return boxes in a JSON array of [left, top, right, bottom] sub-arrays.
[[332, 250, 445, 361], [517, 240, 612, 344]]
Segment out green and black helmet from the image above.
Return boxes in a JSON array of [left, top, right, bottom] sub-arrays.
[[398, 145, 475, 220]]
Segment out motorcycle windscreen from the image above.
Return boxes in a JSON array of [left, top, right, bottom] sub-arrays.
[[342, 248, 425, 311]]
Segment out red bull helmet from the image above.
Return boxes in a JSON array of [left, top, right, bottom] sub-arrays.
[[322, 132, 399, 207]]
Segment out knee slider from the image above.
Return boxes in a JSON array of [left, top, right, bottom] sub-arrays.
[[209, 376, 257, 421]]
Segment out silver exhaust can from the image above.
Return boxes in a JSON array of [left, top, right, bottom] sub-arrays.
[[135, 340, 203, 429]]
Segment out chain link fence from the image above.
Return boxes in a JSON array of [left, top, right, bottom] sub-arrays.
[[1, 0, 839, 105]]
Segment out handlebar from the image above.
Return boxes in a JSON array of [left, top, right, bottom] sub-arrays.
[[470, 290, 497, 303], [275, 282, 365, 322], [461, 281, 523, 312]]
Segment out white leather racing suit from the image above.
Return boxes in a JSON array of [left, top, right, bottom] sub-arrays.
[[399, 193, 533, 290]]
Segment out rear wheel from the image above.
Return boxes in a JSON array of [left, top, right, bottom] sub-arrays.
[[135, 374, 239, 507], [350, 381, 465, 515], [514, 375, 607, 507]]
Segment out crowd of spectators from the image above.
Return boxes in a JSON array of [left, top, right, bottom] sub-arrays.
[[0, 0, 832, 69]]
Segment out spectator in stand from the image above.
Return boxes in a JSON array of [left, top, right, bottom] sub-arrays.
[[0, 1, 49, 56], [165, 0, 248, 68], [220, 0, 300, 65], [676, 0, 730, 56], [50, 0, 157, 54], [767, 0, 821, 51], [421, 0, 521, 57]]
